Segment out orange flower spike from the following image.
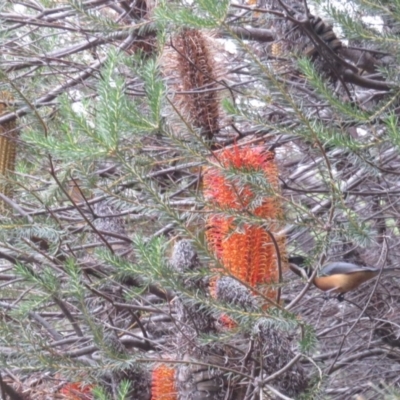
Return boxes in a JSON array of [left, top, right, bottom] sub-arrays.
[[60, 382, 93, 400], [206, 215, 232, 258], [205, 146, 280, 210], [203, 169, 238, 209], [219, 314, 237, 329], [248, 226, 264, 285], [222, 231, 249, 282], [151, 364, 177, 400], [204, 145, 285, 297], [253, 228, 278, 285]]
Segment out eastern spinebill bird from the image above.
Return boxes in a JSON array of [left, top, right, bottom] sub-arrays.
[[289, 256, 399, 300]]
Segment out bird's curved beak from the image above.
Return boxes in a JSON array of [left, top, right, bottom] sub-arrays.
[[289, 263, 310, 280]]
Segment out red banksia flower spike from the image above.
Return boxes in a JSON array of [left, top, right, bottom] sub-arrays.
[[59, 382, 93, 400], [204, 145, 287, 303], [218, 313, 237, 330]]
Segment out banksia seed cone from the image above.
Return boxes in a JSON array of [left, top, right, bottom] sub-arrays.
[[204, 146, 286, 300], [176, 353, 230, 400], [170, 240, 200, 273], [254, 319, 308, 397], [214, 276, 258, 330], [0, 92, 18, 214], [169, 240, 208, 291], [151, 364, 177, 400], [216, 276, 258, 311], [266, 3, 343, 79]]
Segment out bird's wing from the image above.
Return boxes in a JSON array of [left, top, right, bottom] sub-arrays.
[[320, 262, 378, 276]]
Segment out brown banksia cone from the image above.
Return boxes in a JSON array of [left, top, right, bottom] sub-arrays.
[[0, 91, 18, 214], [162, 28, 228, 144], [267, 5, 343, 79], [176, 354, 224, 400]]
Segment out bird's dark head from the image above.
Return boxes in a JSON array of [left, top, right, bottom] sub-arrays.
[[288, 255, 306, 266]]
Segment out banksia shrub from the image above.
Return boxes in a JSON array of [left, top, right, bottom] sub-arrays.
[[151, 364, 177, 400], [204, 145, 286, 302], [0, 91, 18, 214]]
